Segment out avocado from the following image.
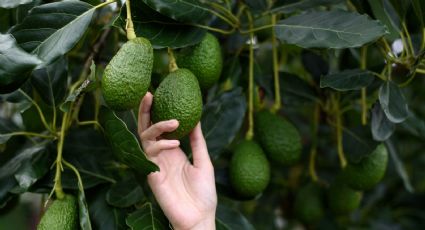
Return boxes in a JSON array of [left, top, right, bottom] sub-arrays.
[[151, 68, 203, 139], [230, 140, 270, 198], [37, 195, 78, 230], [328, 177, 362, 214], [176, 33, 223, 90], [102, 37, 153, 111], [255, 110, 302, 165], [342, 144, 388, 190], [294, 183, 324, 223]]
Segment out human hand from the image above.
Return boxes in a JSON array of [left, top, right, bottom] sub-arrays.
[[138, 92, 217, 230]]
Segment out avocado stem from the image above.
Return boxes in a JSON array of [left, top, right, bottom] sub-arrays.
[[271, 14, 282, 113], [167, 48, 178, 72], [125, 0, 136, 40], [245, 10, 254, 141], [54, 113, 69, 200], [360, 46, 368, 125], [334, 94, 347, 169]]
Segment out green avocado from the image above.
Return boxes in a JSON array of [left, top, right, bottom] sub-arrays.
[[37, 195, 78, 230], [102, 37, 153, 111], [230, 140, 270, 198], [255, 110, 302, 165], [294, 183, 324, 223], [342, 144, 388, 190], [176, 33, 223, 90], [151, 68, 203, 139], [328, 177, 362, 214]]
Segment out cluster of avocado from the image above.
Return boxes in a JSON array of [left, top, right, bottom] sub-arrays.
[[295, 144, 388, 224], [101, 32, 222, 139]]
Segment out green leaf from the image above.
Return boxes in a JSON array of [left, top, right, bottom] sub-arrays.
[[215, 204, 255, 230], [385, 139, 414, 193], [141, 0, 214, 24], [115, 1, 206, 49], [280, 72, 317, 106], [411, 0, 424, 28], [275, 10, 388, 48], [0, 0, 33, 9], [78, 185, 92, 230], [0, 118, 20, 144], [10, 0, 95, 66], [401, 112, 425, 139], [271, 0, 343, 14], [379, 81, 409, 123], [31, 56, 68, 106], [320, 69, 375, 91], [126, 202, 169, 230], [99, 107, 159, 175], [106, 174, 144, 208], [0, 33, 42, 93], [60, 79, 93, 112], [88, 187, 127, 230], [371, 102, 395, 141], [368, 0, 401, 40], [202, 88, 246, 160]]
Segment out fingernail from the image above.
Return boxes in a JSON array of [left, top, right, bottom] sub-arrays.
[[170, 140, 180, 145], [169, 119, 179, 125]]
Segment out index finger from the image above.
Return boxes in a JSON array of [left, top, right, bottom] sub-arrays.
[[138, 92, 153, 139]]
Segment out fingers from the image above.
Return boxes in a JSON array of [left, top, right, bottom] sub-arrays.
[[145, 139, 180, 157], [141, 119, 179, 141], [138, 92, 153, 139], [190, 123, 212, 169]]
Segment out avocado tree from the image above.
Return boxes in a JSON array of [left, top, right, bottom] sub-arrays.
[[1, 0, 425, 229]]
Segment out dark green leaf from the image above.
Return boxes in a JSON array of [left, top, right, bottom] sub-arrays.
[[371, 102, 395, 141], [215, 204, 255, 230], [11, 1, 95, 66], [0, 117, 20, 144], [31, 57, 68, 106], [368, 0, 401, 40], [0, 0, 33, 9], [141, 0, 214, 24], [88, 188, 127, 230], [202, 88, 246, 160], [411, 0, 424, 28], [106, 175, 144, 208], [78, 183, 92, 230], [385, 139, 414, 193], [401, 112, 425, 139], [0, 33, 41, 93], [126, 202, 169, 230], [115, 1, 206, 49], [275, 10, 388, 48], [379, 81, 409, 123], [271, 0, 343, 14], [99, 107, 159, 175], [280, 72, 317, 105], [320, 69, 374, 91], [245, 0, 271, 13]]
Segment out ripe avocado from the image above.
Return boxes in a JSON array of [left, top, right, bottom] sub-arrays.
[[255, 110, 302, 165], [176, 33, 223, 90], [151, 68, 203, 139], [102, 37, 153, 111], [37, 195, 78, 230], [230, 140, 270, 198], [294, 183, 324, 223], [342, 144, 388, 190]]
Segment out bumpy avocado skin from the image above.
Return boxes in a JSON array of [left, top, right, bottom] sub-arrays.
[[343, 144, 388, 190], [176, 33, 223, 90], [102, 37, 153, 111], [255, 110, 302, 166], [37, 195, 78, 230], [230, 140, 271, 198], [295, 183, 324, 223], [151, 68, 203, 139]]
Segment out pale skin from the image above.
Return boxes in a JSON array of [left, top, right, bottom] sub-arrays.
[[137, 92, 217, 230]]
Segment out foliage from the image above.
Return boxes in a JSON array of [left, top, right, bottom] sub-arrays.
[[1, 0, 425, 229]]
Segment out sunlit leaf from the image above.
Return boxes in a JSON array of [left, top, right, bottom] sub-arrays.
[[11, 0, 95, 66], [275, 10, 388, 48]]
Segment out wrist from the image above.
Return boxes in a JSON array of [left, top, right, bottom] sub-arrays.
[[174, 215, 216, 230]]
